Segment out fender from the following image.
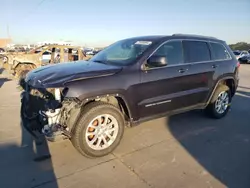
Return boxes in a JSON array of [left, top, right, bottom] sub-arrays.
[[67, 91, 135, 133], [78, 92, 134, 121], [205, 76, 237, 106]]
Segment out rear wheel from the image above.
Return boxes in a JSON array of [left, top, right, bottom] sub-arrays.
[[71, 102, 125, 157], [205, 85, 231, 119]]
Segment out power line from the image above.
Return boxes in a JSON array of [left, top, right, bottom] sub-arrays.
[[14, 0, 49, 25], [26, 0, 48, 17], [35, 0, 48, 10], [37, 0, 47, 6]]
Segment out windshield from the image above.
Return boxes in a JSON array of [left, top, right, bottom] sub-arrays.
[[90, 39, 153, 65], [233, 51, 241, 55]]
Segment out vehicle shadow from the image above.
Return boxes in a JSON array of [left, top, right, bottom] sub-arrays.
[[238, 86, 250, 90], [0, 77, 11, 88], [0, 101, 58, 188], [237, 90, 250, 97], [167, 92, 250, 188]]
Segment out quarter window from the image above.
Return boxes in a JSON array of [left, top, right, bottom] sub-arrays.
[[183, 41, 211, 63], [151, 41, 184, 66], [210, 42, 231, 60]]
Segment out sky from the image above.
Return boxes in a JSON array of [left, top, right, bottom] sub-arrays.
[[1, 0, 250, 47]]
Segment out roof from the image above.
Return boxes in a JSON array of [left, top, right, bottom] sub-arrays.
[[122, 34, 222, 43], [172, 33, 218, 40]]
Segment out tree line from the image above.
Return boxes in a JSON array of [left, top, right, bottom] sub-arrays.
[[229, 42, 250, 51]]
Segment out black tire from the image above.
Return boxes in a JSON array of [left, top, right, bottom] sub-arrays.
[[71, 102, 125, 158], [205, 85, 231, 119]]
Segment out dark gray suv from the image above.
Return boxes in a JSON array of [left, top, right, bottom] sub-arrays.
[[21, 34, 240, 157]]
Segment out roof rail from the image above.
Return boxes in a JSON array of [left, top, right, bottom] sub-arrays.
[[172, 33, 218, 40]]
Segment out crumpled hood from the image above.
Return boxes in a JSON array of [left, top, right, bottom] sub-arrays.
[[25, 60, 122, 88]]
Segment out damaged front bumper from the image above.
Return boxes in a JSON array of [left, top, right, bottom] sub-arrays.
[[20, 81, 79, 142]]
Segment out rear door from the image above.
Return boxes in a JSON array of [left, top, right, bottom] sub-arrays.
[[182, 40, 215, 106]]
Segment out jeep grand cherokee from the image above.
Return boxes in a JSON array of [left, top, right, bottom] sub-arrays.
[[21, 34, 240, 157]]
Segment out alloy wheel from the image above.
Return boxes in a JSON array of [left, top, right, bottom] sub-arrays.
[[215, 91, 229, 114], [85, 114, 119, 150]]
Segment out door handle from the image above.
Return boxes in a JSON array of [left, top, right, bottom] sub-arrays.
[[178, 68, 188, 73], [212, 64, 218, 68]]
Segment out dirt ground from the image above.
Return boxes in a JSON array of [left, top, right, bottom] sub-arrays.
[[0, 65, 250, 188]]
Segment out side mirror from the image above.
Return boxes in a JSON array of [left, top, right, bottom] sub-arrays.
[[147, 56, 167, 67]]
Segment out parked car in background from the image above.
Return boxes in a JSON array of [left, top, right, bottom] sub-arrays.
[[92, 49, 101, 55], [1, 45, 87, 78], [85, 50, 94, 55], [239, 54, 250, 64], [21, 34, 239, 158], [233, 50, 249, 60]]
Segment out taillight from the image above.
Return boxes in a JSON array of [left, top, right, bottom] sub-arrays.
[[237, 61, 240, 68]]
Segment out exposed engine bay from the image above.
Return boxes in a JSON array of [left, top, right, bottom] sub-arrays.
[[20, 80, 80, 141]]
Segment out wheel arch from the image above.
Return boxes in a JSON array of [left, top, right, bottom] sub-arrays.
[[81, 94, 132, 122], [67, 93, 133, 134], [206, 76, 236, 106]]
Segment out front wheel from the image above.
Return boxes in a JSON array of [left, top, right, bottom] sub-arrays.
[[205, 85, 231, 119], [71, 102, 125, 158]]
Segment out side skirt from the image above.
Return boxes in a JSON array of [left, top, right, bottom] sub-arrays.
[[130, 103, 206, 127]]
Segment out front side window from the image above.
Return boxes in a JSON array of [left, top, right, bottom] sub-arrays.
[[210, 42, 231, 60], [90, 39, 153, 66], [183, 41, 211, 63], [150, 41, 184, 66]]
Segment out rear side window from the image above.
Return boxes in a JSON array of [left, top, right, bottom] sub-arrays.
[[183, 41, 211, 63], [210, 42, 231, 60]]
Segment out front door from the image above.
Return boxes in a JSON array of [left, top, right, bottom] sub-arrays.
[[138, 40, 193, 118]]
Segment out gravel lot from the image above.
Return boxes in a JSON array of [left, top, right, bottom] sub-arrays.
[[0, 65, 250, 188]]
